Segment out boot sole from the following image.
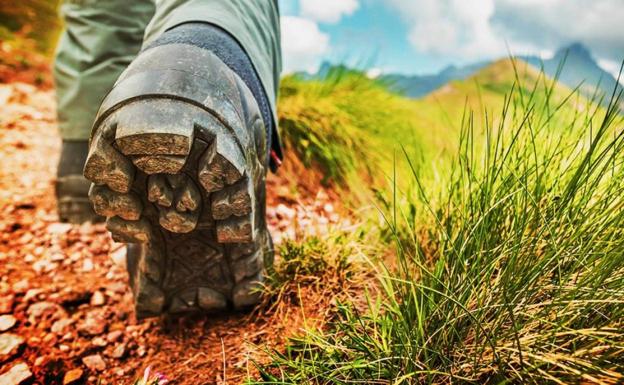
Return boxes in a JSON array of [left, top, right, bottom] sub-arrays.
[[84, 98, 270, 319]]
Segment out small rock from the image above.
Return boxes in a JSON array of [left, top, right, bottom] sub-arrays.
[[78, 310, 107, 336], [276, 203, 296, 220], [63, 368, 83, 385], [82, 354, 106, 372], [109, 245, 127, 267], [34, 356, 45, 366], [92, 337, 107, 347], [69, 252, 81, 262], [0, 315, 17, 332], [90, 291, 105, 306], [0, 362, 32, 385], [27, 301, 65, 322], [81, 259, 94, 272], [51, 318, 73, 335], [106, 330, 122, 343], [43, 333, 55, 343], [12, 280, 29, 293], [26, 301, 53, 317], [23, 288, 44, 302], [32, 259, 58, 273], [111, 343, 125, 359], [59, 344, 70, 352], [136, 345, 146, 357], [0, 295, 14, 314], [0, 334, 24, 360], [47, 223, 72, 235]]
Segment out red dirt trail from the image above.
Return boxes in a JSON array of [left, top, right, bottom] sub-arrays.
[[0, 80, 350, 384]]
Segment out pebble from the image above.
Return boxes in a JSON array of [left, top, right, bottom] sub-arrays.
[[79, 310, 107, 336], [0, 362, 32, 385], [276, 203, 296, 219], [82, 354, 106, 372], [90, 290, 105, 306], [32, 259, 58, 273], [63, 368, 83, 385], [109, 245, 127, 267], [111, 343, 125, 359], [0, 315, 17, 332], [23, 288, 44, 302], [0, 295, 14, 314], [0, 333, 24, 360], [92, 336, 107, 347], [12, 280, 29, 293], [81, 258, 94, 272], [106, 330, 123, 343], [27, 301, 64, 322], [47, 223, 72, 235], [51, 318, 74, 335]]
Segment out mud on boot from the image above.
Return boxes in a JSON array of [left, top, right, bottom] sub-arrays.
[[83, 42, 273, 319]]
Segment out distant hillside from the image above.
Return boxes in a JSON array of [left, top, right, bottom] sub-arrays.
[[522, 43, 621, 103], [379, 43, 621, 103], [425, 58, 570, 109], [381, 61, 488, 98]]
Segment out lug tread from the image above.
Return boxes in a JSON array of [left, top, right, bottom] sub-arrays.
[[85, 97, 269, 318]]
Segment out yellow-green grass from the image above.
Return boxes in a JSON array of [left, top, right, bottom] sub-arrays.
[[254, 59, 624, 383]]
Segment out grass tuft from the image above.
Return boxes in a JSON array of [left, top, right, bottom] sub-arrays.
[[278, 68, 418, 187], [252, 61, 624, 384]]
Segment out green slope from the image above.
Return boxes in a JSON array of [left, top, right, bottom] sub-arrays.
[[278, 57, 597, 199]]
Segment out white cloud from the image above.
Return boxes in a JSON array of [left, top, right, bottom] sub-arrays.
[[300, 0, 359, 24], [387, 0, 509, 60], [386, 0, 624, 64], [366, 68, 382, 78], [598, 59, 624, 84], [492, 0, 624, 63], [280, 16, 330, 74]]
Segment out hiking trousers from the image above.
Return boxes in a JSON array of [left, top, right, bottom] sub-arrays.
[[53, 0, 282, 142]]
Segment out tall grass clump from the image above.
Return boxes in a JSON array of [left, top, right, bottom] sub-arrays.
[[253, 66, 624, 384], [278, 67, 418, 186]]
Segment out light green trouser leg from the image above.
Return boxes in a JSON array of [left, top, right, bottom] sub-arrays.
[[55, 0, 281, 140], [54, 0, 155, 140], [143, 0, 282, 125]]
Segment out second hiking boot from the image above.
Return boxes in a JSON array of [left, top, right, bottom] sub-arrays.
[[83, 27, 273, 319]]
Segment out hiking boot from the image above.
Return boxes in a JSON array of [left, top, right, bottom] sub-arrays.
[[83, 36, 273, 319], [56, 140, 102, 224]]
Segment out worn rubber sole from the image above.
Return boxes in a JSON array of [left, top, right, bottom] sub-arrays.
[[84, 98, 271, 319]]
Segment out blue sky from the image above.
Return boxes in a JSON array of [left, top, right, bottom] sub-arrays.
[[278, 0, 624, 77]]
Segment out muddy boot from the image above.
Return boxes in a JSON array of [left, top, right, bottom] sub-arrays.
[[56, 140, 102, 224], [83, 27, 273, 319]]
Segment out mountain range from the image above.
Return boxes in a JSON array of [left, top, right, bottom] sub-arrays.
[[377, 43, 621, 103]]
